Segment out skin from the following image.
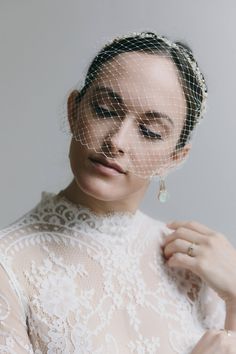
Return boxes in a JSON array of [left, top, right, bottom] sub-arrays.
[[190, 329, 236, 353], [162, 221, 236, 335], [60, 51, 236, 352]]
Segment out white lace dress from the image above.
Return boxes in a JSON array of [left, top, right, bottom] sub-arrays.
[[0, 192, 226, 354]]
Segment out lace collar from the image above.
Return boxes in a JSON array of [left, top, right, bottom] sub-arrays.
[[35, 191, 143, 238]]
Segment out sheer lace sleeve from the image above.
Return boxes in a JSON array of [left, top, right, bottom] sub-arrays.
[[197, 280, 226, 330], [0, 263, 33, 354]]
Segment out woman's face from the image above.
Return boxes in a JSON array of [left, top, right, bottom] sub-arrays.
[[68, 52, 191, 204]]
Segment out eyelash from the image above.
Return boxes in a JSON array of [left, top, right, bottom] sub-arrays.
[[139, 124, 162, 140], [92, 103, 163, 141]]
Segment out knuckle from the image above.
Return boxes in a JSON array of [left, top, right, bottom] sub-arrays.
[[204, 232, 225, 248], [173, 238, 182, 247], [186, 221, 196, 228], [175, 226, 186, 238], [176, 227, 185, 235], [204, 236, 214, 247]]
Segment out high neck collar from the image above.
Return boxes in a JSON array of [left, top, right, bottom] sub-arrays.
[[56, 190, 138, 219], [38, 191, 142, 239]]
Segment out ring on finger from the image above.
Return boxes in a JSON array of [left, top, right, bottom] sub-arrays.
[[187, 242, 197, 257], [220, 328, 235, 337]]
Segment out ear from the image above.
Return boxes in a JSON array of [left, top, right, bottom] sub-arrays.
[[170, 143, 192, 166], [155, 143, 192, 176], [67, 90, 80, 135]]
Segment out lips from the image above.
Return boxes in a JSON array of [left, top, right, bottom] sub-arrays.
[[89, 156, 126, 174]]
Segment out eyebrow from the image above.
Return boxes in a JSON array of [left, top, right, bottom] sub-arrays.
[[93, 86, 124, 105], [92, 85, 174, 126]]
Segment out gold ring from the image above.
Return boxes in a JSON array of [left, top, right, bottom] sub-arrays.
[[225, 330, 234, 336], [220, 328, 234, 336], [187, 242, 195, 257]]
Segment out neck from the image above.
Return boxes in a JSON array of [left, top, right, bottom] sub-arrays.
[[59, 179, 147, 215]]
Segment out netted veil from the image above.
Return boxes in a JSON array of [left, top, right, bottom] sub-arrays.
[[60, 31, 207, 202]]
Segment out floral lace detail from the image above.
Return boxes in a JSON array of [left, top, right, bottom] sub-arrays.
[[41, 191, 141, 239], [0, 191, 226, 353]]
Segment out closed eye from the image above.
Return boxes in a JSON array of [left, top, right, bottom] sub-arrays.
[[91, 103, 163, 141], [139, 124, 163, 140]]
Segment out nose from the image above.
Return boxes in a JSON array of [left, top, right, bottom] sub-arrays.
[[102, 114, 134, 157]]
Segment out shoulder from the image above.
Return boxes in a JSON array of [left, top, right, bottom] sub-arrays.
[[0, 192, 51, 259], [138, 209, 174, 241], [139, 212, 205, 298]]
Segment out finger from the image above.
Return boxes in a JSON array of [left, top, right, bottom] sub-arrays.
[[167, 252, 198, 272], [167, 220, 215, 236], [192, 330, 223, 353], [192, 329, 236, 353], [163, 227, 206, 247], [163, 238, 200, 259]]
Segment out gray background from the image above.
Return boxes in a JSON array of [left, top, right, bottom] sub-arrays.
[[0, 0, 235, 245]]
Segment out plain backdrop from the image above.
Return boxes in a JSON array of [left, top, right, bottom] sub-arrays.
[[0, 0, 235, 245]]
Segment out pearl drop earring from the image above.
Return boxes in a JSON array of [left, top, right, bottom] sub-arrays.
[[158, 176, 170, 203]]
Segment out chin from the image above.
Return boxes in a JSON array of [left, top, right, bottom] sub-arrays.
[[75, 171, 127, 202]]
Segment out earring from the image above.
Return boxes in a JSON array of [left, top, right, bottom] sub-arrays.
[[158, 176, 170, 203]]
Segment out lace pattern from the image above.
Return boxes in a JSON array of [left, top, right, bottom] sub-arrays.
[[0, 192, 226, 353]]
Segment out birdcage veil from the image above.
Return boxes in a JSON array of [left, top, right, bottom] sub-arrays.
[[59, 31, 207, 187]]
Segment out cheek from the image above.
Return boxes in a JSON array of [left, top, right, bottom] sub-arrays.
[[77, 103, 113, 148], [130, 143, 173, 177], [89, 124, 108, 148], [69, 140, 85, 175]]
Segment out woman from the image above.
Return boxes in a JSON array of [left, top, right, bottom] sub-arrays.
[[0, 31, 236, 353]]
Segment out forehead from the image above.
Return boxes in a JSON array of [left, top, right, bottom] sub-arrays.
[[89, 52, 186, 119], [99, 52, 181, 90]]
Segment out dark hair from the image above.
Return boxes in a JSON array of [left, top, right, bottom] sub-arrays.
[[76, 32, 207, 151]]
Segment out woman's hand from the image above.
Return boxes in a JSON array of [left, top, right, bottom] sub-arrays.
[[162, 220, 236, 304], [190, 329, 236, 354]]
